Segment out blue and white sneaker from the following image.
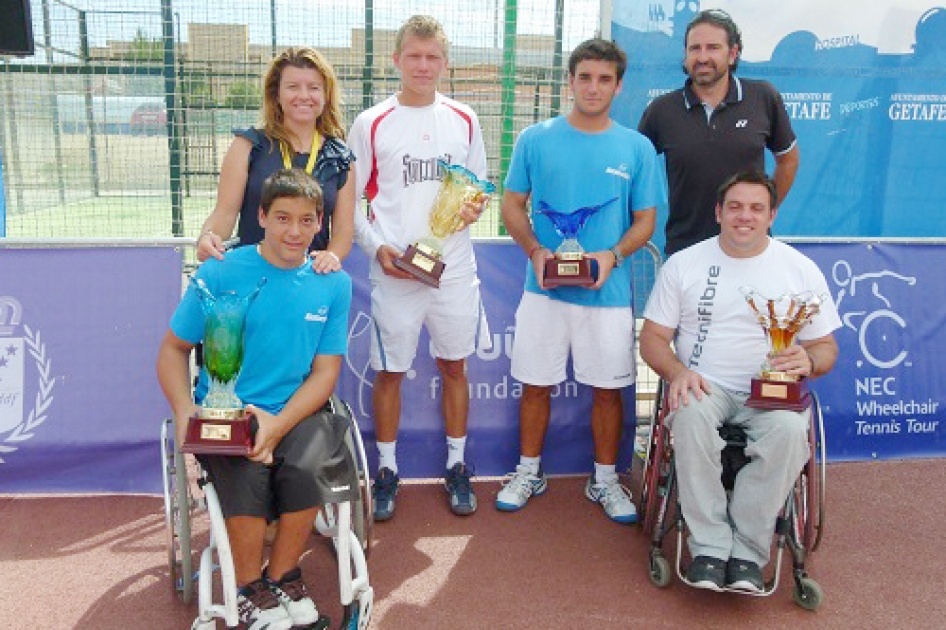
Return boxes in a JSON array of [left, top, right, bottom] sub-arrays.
[[444, 462, 478, 515], [496, 464, 547, 511], [372, 467, 400, 522], [584, 474, 637, 524]]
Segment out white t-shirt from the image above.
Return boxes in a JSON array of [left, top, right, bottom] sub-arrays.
[[349, 93, 488, 280], [644, 237, 842, 392]]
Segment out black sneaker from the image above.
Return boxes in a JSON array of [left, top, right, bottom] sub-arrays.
[[685, 555, 726, 592], [726, 558, 764, 593], [372, 467, 400, 522], [236, 578, 292, 630], [444, 462, 478, 516]]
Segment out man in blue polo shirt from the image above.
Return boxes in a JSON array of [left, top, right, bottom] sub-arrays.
[[497, 38, 663, 523], [157, 169, 353, 630], [639, 9, 799, 256]]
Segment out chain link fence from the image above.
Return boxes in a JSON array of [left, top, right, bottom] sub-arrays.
[[1, 0, 602, 238]]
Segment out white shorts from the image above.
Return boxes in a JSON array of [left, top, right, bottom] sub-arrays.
[[510, 291, 635, 389], [369, 272, 491, 373]]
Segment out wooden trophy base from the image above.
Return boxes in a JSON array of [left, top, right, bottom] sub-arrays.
[[745, 376, 812, 411], [544, 256, 594, 288], [393, 243, 445, 288], [181, 410, 254, 456]]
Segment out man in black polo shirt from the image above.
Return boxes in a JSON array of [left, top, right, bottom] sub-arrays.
[[639, 9, 799, 256]]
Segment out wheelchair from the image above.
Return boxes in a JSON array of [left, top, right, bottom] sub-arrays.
[[631, 381, 826, 611], [161, 394, 374, 629]]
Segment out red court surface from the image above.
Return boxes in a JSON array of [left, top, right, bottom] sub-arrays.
[[2, 458, 944, 629]]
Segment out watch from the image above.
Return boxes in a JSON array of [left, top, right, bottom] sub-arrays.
[[609, 246, 625, 268]]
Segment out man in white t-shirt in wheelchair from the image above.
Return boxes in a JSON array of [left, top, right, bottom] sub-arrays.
[[640, 170, 840, 593]]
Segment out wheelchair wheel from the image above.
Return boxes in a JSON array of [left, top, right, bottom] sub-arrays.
[[792, 576, 824, 611], [641, 419, 670, 536], [648, 552, 672, 588], [329, 395, 373, 555], [161, 418, 194, 604], [796, 394, 826, 554]]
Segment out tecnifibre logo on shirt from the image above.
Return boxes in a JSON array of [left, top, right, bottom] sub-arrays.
[[687, 265, 721, 369], [305, 306, 329, 323]]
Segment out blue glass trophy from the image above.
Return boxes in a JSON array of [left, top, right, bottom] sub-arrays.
[[182, 277, 266, 455], [536, 198, 616, 288]]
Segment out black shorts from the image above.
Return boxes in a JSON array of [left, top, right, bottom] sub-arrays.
[[197, 409, 360, 521]]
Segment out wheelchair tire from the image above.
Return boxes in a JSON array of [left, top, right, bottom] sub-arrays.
[[330, 395, 373, 556], [161, 418, 194, 604], [641, 421, 669, 536], [648, 553, 672, 588], [792, 576, 824, 611]]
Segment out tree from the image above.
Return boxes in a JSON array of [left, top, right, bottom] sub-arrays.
[[125, 29, 163, 63]]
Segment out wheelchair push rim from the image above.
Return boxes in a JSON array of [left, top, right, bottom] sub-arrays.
[[161, 418, 194, 604]]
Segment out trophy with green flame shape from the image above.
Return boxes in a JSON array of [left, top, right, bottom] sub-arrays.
[[394, 160, 495, 288], [181, 277, 265, 455]]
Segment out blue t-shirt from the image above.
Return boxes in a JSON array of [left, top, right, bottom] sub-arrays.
[[504, 117, 664, 307], [170, 245, 352, 414]]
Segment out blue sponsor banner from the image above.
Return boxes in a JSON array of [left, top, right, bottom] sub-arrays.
[[0, 247, 182, 493], [796, 242, 945, 460], [337, 244, 639, 479], [610, 1, 946, 251]]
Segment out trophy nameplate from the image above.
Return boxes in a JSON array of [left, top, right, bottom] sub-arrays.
[[544, 252, 594, 287], [393, 241, 445, 288], [182, 409, 255, 456], [741, 287, 826, 411]]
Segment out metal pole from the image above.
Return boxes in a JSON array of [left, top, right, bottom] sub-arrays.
[[550, 0, 565, 117], [270, 0, 277, 56], [42, 0, 66, 204], [1, 61, 24, 218], [79, 11, 100, 197], [498, 0, 518, 235], [161, 0, 184, 236], [362, 0, 374, 111]]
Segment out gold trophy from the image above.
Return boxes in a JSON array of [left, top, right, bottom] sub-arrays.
[[393, 160, 495, 288], [741, 287, 826, 411]]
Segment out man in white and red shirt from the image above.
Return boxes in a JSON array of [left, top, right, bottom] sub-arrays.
[[349, 14, 490, 521]]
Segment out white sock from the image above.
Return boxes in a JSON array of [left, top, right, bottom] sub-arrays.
[[446, 435, 467, 469], [594, 462, 618, 484], [519, 455, 542, 476], [377, 441, 398, 475]]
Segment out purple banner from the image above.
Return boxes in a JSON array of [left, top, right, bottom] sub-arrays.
[[797, 242, 946, 460], [337, 244, 639, 479], [0, 247, 182, 493]]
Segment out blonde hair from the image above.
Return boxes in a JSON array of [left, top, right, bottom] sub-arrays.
[[261, 47, 345, 144], [394, 15, 449, 57]]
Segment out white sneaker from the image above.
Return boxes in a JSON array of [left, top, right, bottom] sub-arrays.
[[496, 464, 547, 511], [237, 579, 293, 630], [585, 475, 637, 524], [267, 567, 320, 626]]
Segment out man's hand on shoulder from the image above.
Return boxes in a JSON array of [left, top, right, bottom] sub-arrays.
[[376, 244, 414, 280], [667, 369, 712, 412]]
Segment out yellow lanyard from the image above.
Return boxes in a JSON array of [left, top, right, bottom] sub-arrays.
[[279, 132, 321, 174]]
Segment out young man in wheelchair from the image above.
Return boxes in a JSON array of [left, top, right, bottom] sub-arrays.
[[157, 168, 356, 630], [638, 170, 840, 593]]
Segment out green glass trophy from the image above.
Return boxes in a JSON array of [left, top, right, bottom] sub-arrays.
[[181, 278, 265, 455]]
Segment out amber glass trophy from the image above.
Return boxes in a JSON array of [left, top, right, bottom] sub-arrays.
[[181, 278, 265, 455], [393, 160, 495, 288], [536, 198, 616, 288], [741, 287, 825, 411]]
